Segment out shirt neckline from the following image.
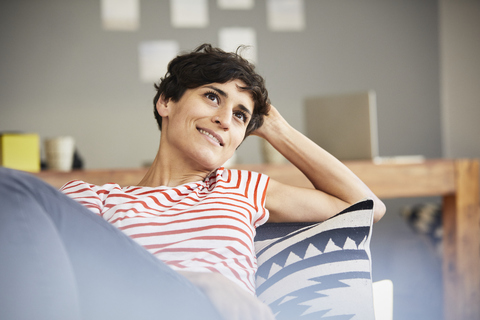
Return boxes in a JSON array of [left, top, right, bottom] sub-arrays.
[[121, 167, 225, 191]]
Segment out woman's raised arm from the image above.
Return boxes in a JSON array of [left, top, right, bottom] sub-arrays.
[[253, 105, 386, 223]]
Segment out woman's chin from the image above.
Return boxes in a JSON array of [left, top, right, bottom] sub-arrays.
[[192, 158, 225, 172]]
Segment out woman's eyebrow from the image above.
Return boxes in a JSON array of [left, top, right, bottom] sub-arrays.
[[237, 104, 252, 116], [205, 85, 228, 98], [205, 85, 252, 116]]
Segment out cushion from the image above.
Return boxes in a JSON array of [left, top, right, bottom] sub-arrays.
[[254, 199, 375, 319]]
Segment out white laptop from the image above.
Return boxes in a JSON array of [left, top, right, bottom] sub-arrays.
[[304, 91, 379, 161]]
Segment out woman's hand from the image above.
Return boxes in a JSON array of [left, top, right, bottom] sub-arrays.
[[253, 105, 386, 223], [178, 271, 275, 320], [251, 105, 287, 141]]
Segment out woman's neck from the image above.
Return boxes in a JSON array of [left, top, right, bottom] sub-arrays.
[[137, 148, 213, 188]]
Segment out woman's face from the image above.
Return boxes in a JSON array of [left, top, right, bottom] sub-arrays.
[[157, 79, 254, 171]]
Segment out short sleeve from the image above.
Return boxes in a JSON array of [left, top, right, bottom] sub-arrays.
[[242, 170, 270, 228], [60, 180, 103, 215]]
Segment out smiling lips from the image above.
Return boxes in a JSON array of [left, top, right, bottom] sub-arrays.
[[198, 128, 224, 146]]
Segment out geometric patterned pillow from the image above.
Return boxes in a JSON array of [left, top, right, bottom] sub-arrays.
[[254, 199, 375, 319]]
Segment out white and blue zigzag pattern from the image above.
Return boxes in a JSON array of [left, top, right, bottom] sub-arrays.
[[254, 200, 374, 319]]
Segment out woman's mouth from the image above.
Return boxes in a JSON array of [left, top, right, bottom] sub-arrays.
[[198, 128, 224, 146]]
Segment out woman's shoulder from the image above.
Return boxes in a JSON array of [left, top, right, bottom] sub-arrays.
[[60, 180, 122, 195]]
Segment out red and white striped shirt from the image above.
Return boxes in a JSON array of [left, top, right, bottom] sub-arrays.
[[61, 168, 270, 294]]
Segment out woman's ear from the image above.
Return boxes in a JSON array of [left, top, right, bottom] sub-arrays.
[[156, 94, 170, 117]]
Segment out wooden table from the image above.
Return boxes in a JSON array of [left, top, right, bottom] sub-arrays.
[[34, 159, 480, 320]]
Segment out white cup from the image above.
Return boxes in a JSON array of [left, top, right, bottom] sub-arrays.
[[45, 136, 75, 171]]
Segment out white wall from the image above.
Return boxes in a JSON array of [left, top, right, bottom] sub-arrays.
[[440, 0, 480, 158]]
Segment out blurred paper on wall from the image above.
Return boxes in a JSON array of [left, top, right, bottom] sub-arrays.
[[139, 41, 179, 83], [267, 0, 305, 31], [101, 0, 139, 31], [219, 27, 257, 63], [217, 0, 254, 10], [170, 0, 209, 28]]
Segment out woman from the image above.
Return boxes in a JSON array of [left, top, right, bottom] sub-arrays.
[[0, 44, 385, 320]]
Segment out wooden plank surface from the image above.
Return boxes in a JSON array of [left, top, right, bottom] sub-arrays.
[[442, 160, 480, 320], [442, 193, 458, 320], [35, 160, 457, 199], [344, 159, 456, 198]]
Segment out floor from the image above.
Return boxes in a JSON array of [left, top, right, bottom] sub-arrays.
[[370, 198, 444, 320]]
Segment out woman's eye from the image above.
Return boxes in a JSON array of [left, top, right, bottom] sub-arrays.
[[205, 92, 219, 104], [234, 111, 246, 122]]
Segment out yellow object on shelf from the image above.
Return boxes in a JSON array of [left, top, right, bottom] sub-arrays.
[[0, 133, 41, 172]]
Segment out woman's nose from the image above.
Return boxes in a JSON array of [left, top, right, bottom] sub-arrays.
[[212, 107, 231, 129]]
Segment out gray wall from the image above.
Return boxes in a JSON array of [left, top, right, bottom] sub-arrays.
[[440, 0, 480, 159], [0, 0, 442, 169]]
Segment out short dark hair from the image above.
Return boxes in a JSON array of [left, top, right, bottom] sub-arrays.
[[153, 44, 270, 136]]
